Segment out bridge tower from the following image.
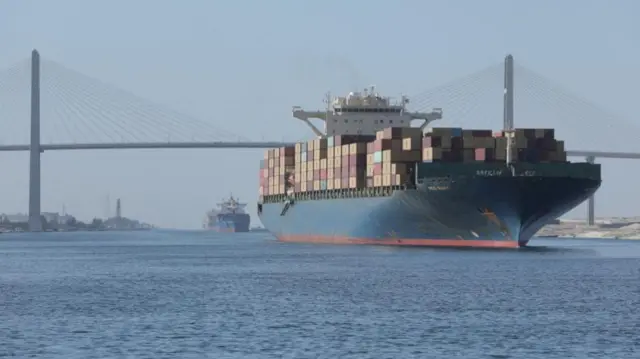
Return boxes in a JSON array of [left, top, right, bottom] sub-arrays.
[[28, 49, 42, 232]]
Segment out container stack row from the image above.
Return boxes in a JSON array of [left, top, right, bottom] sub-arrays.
[[493, 128, 567, 163], [421, 127, 566, 163], [366, 127, 423, 187], [259, 126, 569, 196], [292, 134, 376, 192], [259, 146, 295, 196]]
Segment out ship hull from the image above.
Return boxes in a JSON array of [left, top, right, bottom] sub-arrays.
[[258, 169, 600, 248], [206, 214, 251, 233]]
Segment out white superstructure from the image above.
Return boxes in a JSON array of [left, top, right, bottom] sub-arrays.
[[292, 86, 443, 137]]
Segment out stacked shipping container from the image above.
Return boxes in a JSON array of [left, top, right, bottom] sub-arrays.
[[367, 127, 423, 187], [292, 134, 375, 192], [259, 126, 568, 196], [258, 146, 295, 197], [420, 127, 566, 163]]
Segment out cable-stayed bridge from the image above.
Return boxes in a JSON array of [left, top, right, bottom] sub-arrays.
[[1, 50, 638, 231]]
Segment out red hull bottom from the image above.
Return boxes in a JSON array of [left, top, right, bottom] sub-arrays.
[[278, 235, 520, 248]]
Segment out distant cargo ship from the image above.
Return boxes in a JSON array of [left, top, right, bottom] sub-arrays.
[[256, 86, 601, 248], [203, 195, 251, 232]]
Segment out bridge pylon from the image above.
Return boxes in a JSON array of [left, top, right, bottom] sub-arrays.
[[28, 49, 42, 232]]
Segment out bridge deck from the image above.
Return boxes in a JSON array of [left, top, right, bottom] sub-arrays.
[[0, 142, 636, 159]]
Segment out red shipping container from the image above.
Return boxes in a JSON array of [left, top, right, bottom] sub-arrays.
[[474, 148, 495, 161], [373, 164, 382, 176], [373, 138, 393, 151], [281, 146, 295, 156], [320, 169, 327, 180]]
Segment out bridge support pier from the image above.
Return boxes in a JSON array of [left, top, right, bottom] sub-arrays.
[[586, 155, 595, 226], [28, 49, 42, 232]]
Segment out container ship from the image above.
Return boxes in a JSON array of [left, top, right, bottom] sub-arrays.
[[203, 195, 251, 232], [256, 87, 601, 248]]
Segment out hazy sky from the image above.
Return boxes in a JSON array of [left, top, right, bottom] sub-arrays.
[[0, 0, 639, 228]]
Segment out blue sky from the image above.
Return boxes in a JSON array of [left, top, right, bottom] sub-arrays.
[[0, 0, 638, 228]]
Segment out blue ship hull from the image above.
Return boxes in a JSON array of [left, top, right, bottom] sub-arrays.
[[258, 164, 601, 248], [207, 214, 251, 233]]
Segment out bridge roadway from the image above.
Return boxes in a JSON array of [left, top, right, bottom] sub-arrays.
[[0, 141, 638, 159], [0, 141, 297, 151]]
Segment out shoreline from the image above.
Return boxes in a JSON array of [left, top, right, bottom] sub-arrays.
[[537, 217, 640, 240]]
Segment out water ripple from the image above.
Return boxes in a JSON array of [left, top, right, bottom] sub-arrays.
[[0, 232, 638, 358]]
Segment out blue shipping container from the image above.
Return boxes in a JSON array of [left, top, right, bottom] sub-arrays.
[[373, 151, 382, 163]]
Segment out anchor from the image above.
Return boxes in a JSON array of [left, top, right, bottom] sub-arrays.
[[280, 196, 295, 216]]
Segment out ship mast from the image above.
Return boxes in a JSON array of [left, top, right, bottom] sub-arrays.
[[503, 54, 515, 167]]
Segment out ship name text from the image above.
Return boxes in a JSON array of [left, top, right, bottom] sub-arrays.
[[476, 170, 503, 177]]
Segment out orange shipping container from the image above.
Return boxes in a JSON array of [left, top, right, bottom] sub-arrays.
[[349, 176, 365, 189], [372, 175, 381, 187], [382, 162, 391, 174], [382, 174, 392, 186], [366, 165, 374, 177]]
